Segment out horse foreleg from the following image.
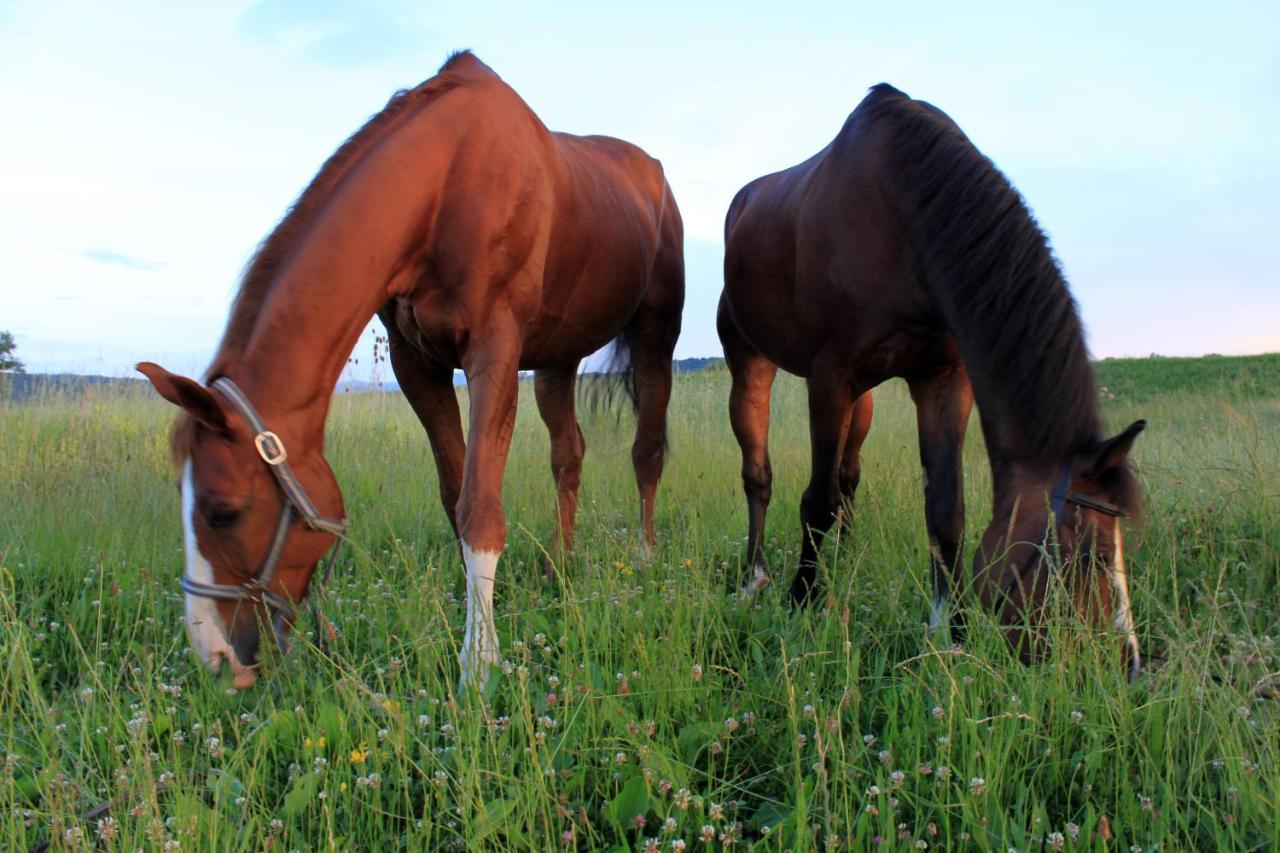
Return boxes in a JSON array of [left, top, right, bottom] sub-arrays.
[[908, 365, 974, 644], [456, 330, 521, 688], [719, 299, 778, 593], [534, 364, 585, 578], [792, 369, 856, 606]]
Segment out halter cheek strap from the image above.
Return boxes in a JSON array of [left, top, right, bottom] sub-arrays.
[[1050, 465, 1125, 521], [992, 463, 1127, 612], [179, 377, 347, 628]]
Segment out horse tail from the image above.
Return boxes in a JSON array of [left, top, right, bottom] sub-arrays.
[[580, 334, 639, 416]]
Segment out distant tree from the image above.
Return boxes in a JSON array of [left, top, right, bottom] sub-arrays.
[[0, 331, 23, 373]]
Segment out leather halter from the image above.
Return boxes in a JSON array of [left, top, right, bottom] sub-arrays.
[[991, 462, 1127, 613], [1050, 464, 1125, 520], [179, 377, 346, 626]]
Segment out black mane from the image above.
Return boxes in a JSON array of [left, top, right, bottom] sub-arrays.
[[861, 83, 1102, 465]]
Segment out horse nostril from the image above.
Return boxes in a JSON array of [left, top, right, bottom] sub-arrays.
[[229, 627, 262, 671], [207, 649, 227, 675]]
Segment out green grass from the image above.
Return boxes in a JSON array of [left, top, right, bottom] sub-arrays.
[[1, 355, 1277, 850]]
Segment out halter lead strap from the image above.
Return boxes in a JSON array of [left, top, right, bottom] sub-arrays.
[[179, 378, 346, 625]]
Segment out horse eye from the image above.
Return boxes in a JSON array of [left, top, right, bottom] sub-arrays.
[[205, 506, 242, 530]]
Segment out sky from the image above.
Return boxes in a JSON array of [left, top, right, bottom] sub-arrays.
[[2, 1, 1277, 379]]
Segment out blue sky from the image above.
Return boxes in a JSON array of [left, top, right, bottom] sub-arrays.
[[2, 1, 1277, 378]]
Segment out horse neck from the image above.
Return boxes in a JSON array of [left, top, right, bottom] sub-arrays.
[[976, 407, 1071, 518], [227, 271, 387, 454]]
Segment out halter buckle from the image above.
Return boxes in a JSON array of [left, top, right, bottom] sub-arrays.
[[254, 431, 288, 465]]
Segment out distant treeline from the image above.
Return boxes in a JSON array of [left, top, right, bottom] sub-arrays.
[[6, 353, 1274, 403], [1, 373, 146, 401]]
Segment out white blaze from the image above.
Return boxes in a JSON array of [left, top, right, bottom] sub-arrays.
[[459, 539, 501, 686], [181, 460, 238, 672], [1110, 520, 1141, 677]]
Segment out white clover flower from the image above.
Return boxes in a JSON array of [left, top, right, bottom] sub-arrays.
[[96, 816, 118, 842]]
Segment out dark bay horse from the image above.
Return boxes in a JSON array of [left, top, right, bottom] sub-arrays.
[[719, 84, 1144, 674], [138, 52, 684, 688]]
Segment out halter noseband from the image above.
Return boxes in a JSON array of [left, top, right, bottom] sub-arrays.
[[180, 377, 347, 627]]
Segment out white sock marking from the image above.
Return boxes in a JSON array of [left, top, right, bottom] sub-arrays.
[[741, 563, 772, 596], [459, 539, 501, 686], [929, 594, 947, 633], [181, 460, 237, 672]]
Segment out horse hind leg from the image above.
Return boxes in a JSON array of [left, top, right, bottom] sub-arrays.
[[623, 301, 681, 555], [837, 391, 874, 528], [907, 365, 973, 644], [719, 298, 778, 594], [380, 308, 467, 536], [534, 364, 585, 580]]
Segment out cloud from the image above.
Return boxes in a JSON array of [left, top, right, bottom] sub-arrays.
[[236, 0, 431, 68], [80, 249, 161, 271]]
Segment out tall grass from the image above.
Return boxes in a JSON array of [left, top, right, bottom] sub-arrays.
[[0, 361, 1276, 850]]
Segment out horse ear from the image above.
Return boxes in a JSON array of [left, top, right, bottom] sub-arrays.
[[136, 362, 228, 432], [1086, 419, 1146, 478]]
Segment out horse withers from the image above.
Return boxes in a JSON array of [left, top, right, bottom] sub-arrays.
[[719, 84, 1144, 675], [140, 52, 684, 688]]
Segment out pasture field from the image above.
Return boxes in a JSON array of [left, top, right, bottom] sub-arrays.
[[1, 354, 1277, 851]]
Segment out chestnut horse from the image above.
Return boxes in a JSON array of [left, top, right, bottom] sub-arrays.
[[138, 52, 684, 688], [719, 84, 1144, 674]]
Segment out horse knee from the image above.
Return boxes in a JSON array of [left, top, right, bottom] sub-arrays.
[[742, 459, 772, 502]]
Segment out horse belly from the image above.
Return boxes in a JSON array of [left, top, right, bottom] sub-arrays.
[[519, 265, 650, 368]]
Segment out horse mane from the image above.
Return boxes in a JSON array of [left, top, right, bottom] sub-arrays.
[[860, 83, 1103, 466], [169, 51, 493, 466], [204, 50, 491, 382]]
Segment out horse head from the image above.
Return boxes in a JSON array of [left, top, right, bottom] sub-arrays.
[[138, 362, 345, 687]]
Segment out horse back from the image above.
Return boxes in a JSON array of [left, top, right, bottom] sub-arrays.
[[721, 96, 943, 380]]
